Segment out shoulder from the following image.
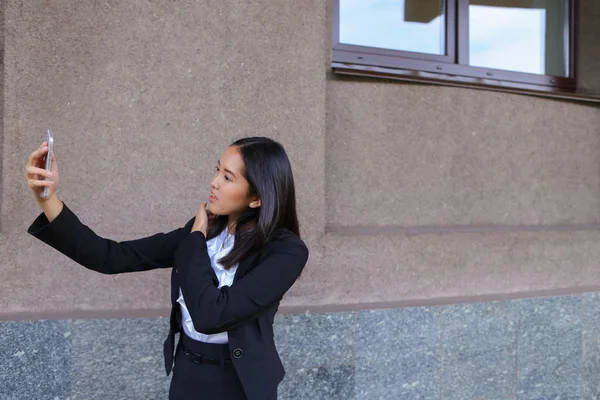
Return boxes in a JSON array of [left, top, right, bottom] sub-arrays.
[[264, 228, 309, 258], [184, 216, 196, 230]]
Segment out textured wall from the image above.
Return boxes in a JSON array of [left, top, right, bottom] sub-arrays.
[[578, 0, 600, 93], [1, 0, 325, 315], [326, 84, 600, 228], [4, 293, 600, 399], [321, 0, 600, 307], [2, 0, 600, 318], [0, 3, 3, 234]]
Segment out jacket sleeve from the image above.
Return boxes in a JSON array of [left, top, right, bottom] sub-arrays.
[[175, 231, 309, 334], [27, 202, 194, 275]]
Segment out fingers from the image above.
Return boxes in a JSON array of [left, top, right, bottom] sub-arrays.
[[197, 202, 208, 219], [26, 165, 53, 179], [27, 143, 48, 167], [26, 142, 58, 178], [27, 178, 54, 189], [25, 142, 58, 201]]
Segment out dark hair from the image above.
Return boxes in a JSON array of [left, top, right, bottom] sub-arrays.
[[206, 137, 300, 269]]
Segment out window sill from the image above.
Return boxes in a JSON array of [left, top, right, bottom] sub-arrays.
[[332, 62, 600, 105]]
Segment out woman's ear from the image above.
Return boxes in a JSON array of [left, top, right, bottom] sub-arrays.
[[249, 197, 261, 209]]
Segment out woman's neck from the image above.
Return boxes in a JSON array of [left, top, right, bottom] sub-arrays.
[[227, 216, 237, 234]]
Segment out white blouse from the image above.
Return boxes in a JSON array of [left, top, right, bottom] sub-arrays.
[[176, 228, 238, 343]]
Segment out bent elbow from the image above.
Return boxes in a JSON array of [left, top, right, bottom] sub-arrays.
[[191, 318, 223, 335], [189, 306, 233, 334]]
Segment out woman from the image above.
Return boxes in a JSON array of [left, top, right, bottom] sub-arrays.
[[25, 136, 309, 400]]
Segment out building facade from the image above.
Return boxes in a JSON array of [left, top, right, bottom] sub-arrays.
[[2, 0, 600, 398]]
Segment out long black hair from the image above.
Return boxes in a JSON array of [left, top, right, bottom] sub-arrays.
[[206, 137, 300, 269]]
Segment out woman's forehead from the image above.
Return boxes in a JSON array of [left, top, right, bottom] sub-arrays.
[[219, 146, 245, 174]]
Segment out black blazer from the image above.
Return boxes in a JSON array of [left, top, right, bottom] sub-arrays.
[[28, 203, 309, 400]]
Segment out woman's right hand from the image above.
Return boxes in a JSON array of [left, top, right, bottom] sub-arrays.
[[25, 141, 60, 205]]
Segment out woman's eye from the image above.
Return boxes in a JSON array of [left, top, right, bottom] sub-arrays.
[[225, 175, 231, 181]]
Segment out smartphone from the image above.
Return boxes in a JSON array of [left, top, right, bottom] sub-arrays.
[[43, 128, 54, 199]]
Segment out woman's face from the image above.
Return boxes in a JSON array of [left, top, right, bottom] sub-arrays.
[[207, 146, 260, 219]]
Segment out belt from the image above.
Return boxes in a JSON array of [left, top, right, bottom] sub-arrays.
[[181, 343, 233, 366]]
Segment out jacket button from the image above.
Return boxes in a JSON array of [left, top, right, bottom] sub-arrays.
[[232, 348, 243, 358]]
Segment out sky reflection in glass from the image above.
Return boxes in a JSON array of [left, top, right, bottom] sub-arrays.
[[339, 1, 566, 76]]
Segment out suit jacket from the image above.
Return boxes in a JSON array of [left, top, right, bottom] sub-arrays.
[[28, 203, 309, 400]]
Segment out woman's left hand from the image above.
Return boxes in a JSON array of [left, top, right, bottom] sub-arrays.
[[191, 202, 209, 236]]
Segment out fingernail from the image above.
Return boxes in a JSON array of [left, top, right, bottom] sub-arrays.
[[47, 172, 53, 177]]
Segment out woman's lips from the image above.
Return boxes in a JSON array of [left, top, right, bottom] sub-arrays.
[[209, 194, 217, 202]]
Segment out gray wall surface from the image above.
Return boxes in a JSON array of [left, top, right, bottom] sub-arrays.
[[578, 0, 600, 92], [1, 0, 600, 318], [3, 293, 600, 399]]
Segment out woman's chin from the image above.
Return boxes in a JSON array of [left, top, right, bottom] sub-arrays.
[[206, 205, 221, 216]]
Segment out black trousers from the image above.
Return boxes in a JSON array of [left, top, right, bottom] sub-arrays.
[[168, 334, 277, 400]]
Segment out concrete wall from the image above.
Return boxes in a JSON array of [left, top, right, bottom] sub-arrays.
[[578, 0, 600, 92], [1, 0, 325, 316], [1, 0, 600, 319], [321, 0, 600, 307]]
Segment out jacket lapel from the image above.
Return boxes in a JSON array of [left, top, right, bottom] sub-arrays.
[[170, 266, 179, 304]]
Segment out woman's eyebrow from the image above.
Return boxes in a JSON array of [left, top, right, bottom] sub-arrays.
[[217, 161, 237, 178], [225, 168, 237, 178]]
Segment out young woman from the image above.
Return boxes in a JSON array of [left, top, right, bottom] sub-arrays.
[[25, 137, 309, 400]]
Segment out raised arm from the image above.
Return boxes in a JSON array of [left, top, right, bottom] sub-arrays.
[[25, 140, 192, 274], [28, 202, 194, 274]]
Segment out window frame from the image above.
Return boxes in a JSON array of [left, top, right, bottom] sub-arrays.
[[332, 0, 578, 94]]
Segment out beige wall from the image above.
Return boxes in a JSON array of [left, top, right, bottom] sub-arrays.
[[1, 0, 325, 316], [323, 0, 600, 307], [1, 0, 599, 318], [579, 0, 600, 92]]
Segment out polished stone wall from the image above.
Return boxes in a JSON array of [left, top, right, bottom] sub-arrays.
[[3, 293, 600, 399]]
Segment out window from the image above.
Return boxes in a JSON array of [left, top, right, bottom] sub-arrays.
[[332, 0, 577, 96]]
